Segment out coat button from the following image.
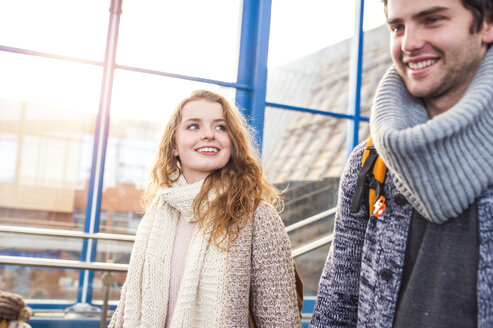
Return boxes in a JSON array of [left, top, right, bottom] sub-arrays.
[[379, 268, 392, 281], [394, 193, 407, 206]]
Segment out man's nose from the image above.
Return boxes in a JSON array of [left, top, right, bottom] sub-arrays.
[[401, 25, 425, 53]]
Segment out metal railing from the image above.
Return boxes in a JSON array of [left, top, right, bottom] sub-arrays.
[[0, 205, 335, 242], [0, 205, 336, 257], [0, 207, 336, 325], [0, 225, 135, 242]]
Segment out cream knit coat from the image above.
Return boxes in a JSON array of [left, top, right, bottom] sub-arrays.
[[109, 201, 300, 327]]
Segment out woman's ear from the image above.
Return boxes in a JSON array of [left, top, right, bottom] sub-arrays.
[[173, 147, 179, 157]]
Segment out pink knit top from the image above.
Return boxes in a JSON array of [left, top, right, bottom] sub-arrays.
[[165, 214, 195, 327]]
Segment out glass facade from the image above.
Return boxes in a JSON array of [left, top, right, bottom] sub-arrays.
[[0, 0, 388, 319]]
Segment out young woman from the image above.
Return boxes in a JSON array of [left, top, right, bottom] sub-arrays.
[[109, 90, 301, 327]]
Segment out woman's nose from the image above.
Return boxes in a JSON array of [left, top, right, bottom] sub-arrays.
[[201, 127, 215, 139]]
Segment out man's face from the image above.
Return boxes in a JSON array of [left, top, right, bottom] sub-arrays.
[[386, 0, 493, 113]]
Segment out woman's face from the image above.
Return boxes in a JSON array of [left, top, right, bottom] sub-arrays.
[[173, 99, 232, 183]]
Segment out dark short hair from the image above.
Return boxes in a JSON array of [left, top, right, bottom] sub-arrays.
[[381, 0, 493, 33]]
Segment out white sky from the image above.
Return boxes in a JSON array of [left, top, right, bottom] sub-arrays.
[[0, 0, 388, 122]]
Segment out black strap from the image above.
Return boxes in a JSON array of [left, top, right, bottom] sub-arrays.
[[350, 146, 379, 213]]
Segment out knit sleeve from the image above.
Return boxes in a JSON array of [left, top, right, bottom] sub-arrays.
[[310, 142, 370, 328], [250, 202, 301, 327]]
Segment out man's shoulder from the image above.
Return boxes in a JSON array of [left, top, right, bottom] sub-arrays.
[[345, 141, 367, 171], [342, 140, 372, 183]]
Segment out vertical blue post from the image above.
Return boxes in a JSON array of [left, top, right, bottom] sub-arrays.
[[235, 0, 272, 156], [347, 0, 365, 155], [77, 0, 122, 305]]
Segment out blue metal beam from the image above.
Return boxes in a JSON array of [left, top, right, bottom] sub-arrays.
[[346, 0, 365, 154], [266, 101, 370, 121], [235, 0, 272, 155], [78, 0, 122, 304]]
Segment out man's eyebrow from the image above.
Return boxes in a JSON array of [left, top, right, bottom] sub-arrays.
[[387, 6, 449, 25]]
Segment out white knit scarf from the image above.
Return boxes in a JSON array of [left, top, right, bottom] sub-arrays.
[[112, 174, 228, 327], [370, 47, 493, 223]]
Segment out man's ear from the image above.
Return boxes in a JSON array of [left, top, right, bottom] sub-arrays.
[[481, 20, 493, 44]]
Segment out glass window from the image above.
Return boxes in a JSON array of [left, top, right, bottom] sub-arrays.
[[0, 266, 79, 302], [0, 0, 109, 60], [263, 107, 348, 185], [0, 53, 101, 230], [0, 232, 83, 302], [267, 0, 356, 109], [0, 134, 18, 182], [117, 0, 243, 82]]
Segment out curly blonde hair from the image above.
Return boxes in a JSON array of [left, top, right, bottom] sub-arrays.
[[142, 89, 282, 247]]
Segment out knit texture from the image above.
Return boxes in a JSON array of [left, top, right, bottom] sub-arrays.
[[109, 179, 300, 327], [310, 143, 493, 328], [109, 175, 228, 328], [370, 47, 493, 223], [222, 202, 301, 327], [165, 214, 195, 328]]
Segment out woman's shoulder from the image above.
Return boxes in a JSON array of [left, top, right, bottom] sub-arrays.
[[251, 201, 287, 237], [253, 201, 282, 223]]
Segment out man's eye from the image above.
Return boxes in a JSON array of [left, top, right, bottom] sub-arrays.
[[187, 123, 199, 130], [425, 16, 442, 24], [390, 24, 404, 33]]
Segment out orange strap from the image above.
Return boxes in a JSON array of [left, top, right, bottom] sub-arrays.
[[362, 137, 387, 217]]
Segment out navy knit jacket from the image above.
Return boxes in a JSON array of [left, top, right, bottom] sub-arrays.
[[310, 142, 493, 328]]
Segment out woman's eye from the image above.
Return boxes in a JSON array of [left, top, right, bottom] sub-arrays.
[[187, 123, 199, 130], [215, 124, 226, 131]]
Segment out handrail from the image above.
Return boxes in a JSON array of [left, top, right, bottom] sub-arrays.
[[285, 208, 336, 232], [0, 206, 337, 240], [0, 232, 333, 268], [292, 234, 334, 258], [0, 255, 128, 272], [0, 225, 135, 242]]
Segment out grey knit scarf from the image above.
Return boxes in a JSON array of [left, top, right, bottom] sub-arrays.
[[370, 47, 493, 223]]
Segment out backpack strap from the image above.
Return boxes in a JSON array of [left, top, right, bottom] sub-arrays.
[[350, 137, 388, 217]]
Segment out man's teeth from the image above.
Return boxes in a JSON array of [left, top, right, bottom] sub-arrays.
[[408, 59, 437, 70], [197, 147, 218, 153]]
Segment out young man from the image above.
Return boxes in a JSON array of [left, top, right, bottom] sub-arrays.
[[310, 0, 493, 327]]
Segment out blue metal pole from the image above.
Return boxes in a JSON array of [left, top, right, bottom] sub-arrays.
[[346, 0, 365, 155], [77, 0, 122, 304], [235, 0, 272, 156], [235, 0, 256, 115]]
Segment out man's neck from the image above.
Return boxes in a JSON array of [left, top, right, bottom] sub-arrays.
[[422, 80, 473, 118], [423, 97, 457, 118]]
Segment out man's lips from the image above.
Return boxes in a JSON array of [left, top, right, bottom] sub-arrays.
[[405, 58, 439, 70]]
